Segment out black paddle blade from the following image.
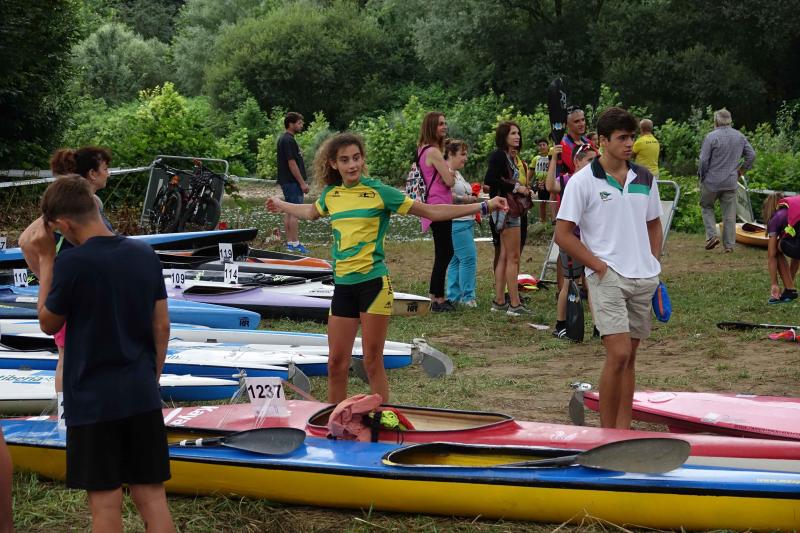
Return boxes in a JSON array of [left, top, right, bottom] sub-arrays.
[[175, 427, 305, 456], [547, 78, 568, 145], [566, 279, 584, 342], [504, 438, 691, 474], [717, 321, 800, 331]]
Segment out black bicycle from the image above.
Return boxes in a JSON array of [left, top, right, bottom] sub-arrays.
[[147, 159, 188, 234], [179, 159, 226, 232]]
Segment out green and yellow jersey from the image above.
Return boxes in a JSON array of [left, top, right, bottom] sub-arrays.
[[315, 177, 414, 284]]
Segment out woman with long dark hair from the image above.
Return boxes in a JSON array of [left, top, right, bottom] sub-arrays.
[[18, 146, 115, 396], [267, 132, 507, 402], [417, 112, 457, 312], [484, 121, 533, 316]]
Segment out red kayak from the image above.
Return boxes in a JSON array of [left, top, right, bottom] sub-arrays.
[[162, 400, 800, 464], [584, 390, 800, 441]]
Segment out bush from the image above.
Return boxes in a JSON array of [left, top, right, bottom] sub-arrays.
[[72, 22, 171, 105]]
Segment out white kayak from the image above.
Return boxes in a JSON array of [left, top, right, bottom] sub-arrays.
[[0, 369, 239, 413], [172, 278, 431, 317], [0, 319, 417, 354], [256, 279, 431, 317]]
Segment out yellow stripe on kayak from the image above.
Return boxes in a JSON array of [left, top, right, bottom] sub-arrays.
[[8, 443, 799, 531]]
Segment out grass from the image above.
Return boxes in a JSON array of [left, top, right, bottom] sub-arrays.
[[8, 183, 800, 531]]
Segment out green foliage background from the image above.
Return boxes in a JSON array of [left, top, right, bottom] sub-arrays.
[[2, 0, 800, 233]]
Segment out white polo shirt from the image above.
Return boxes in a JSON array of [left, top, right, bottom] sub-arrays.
[[557, 159, 662, 278]]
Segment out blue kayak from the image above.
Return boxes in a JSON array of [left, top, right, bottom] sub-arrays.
[[0, 345, 289, 380], [3, 418, 799, 531], [0, 227, 258, 268], [0, 285, 259, 330]]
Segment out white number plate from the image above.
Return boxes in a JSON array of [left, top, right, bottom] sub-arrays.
[[13, 269, 28, 287], [245, 377, 288, 417], [223, 262, 238, 284], [218, 243, 233, 263], [167, 269, 187, 288]]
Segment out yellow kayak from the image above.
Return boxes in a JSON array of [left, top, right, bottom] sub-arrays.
[[718, 222, 768, 248]]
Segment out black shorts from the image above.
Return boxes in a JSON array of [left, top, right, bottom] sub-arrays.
[[780, 236, 800, 259], [330, 276, 394, 318], [66, 409, 171, 491]]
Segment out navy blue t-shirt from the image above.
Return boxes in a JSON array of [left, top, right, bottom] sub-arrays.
[[45, 235, 167, 426], [276, 132, 306, 185]]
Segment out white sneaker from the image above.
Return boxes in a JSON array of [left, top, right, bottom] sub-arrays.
[[463, 300, 477, 308]]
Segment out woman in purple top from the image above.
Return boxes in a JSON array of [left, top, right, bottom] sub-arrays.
[[764, 193, 799, 303], [418, 112, 456, 312]]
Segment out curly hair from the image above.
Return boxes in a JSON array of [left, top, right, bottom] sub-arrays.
[[313, 132, 368, 187]]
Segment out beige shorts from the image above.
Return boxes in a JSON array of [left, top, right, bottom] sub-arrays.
[[586, 268, 660, 339]]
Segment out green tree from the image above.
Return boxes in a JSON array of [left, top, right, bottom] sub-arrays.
[[115, 0, 184, 42], [205, 0, 403, 126], [0, 0, 80, 167], [73, 22, 171, 105], [170, 0, 267, 95]]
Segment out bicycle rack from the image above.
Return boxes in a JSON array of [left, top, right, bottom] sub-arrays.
[[140, 155, 230, 229]]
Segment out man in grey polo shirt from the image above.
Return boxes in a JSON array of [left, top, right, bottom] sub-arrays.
[[555, 107, 662, 429], [698, 108, 756, 252]]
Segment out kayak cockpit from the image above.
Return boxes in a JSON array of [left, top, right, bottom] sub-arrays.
[[383, 442, 564, 468], [307, 403, 515, 436]]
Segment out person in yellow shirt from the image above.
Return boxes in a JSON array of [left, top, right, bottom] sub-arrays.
[[632, 119, 660, 177], [267, 132, 507, 403]]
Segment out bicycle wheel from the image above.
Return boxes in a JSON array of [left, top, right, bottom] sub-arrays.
[[152, 189, 182, 233], [184, 196, 220, 231]]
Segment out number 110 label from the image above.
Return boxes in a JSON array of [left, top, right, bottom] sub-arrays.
[[13, 269, 28, 287]]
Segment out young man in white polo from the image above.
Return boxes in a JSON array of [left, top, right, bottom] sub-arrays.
[[555, 107, 662, 429]]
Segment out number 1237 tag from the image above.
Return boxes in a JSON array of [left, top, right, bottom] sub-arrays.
[[245, 377, 288, 417]]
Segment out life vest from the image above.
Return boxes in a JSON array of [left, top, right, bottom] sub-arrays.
[[326, 394, 415, 442], [326, 393, 383, 442], [777, 196, 800, 237]]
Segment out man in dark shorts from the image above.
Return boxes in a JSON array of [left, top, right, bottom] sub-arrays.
[[20, 176, 174, 532], [277, 112, 310, 254]]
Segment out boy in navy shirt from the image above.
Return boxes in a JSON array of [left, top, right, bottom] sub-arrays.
[[20, 176, 174, 532]]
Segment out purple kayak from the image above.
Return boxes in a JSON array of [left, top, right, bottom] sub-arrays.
[[166, 280, 330, 322]]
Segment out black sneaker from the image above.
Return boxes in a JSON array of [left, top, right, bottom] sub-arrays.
[[431, 300, 456, 313], [552, 327, 568, 339]]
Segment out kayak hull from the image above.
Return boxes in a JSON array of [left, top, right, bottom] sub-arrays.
[[4, 418, 800, 531], [718, 222, 769, 248], [167, 283, 331, 322], [0, 347, 289, 381], [0, 228, 259, 269], [0, 285, 260, 330], [161, 401, 800, 462], [0, 370, 238, 412], [584, 390, 800, 441]]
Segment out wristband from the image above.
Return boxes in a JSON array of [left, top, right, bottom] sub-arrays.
[[480, 201, 489, 216]]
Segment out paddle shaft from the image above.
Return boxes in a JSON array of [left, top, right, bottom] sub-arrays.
[[717, 321, 800, 331]]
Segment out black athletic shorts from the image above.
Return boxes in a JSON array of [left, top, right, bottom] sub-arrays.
[[330, 275, 394, 318], [66, 409, 171, 491], [780, 235, 800, 259]]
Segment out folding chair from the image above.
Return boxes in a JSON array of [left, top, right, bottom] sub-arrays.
[[540, 180, 681, 283]]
